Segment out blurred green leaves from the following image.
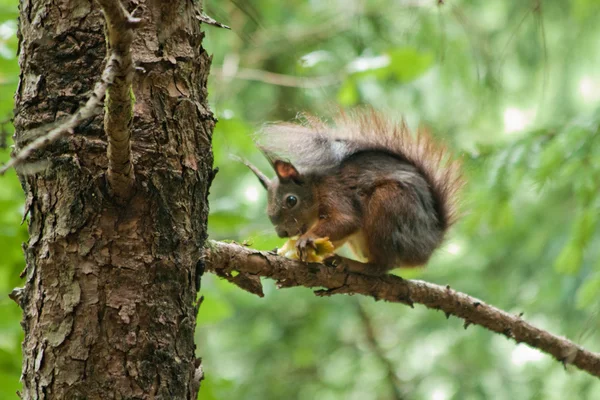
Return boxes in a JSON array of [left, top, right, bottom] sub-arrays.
[[0, 0, 599, 399], [337, 47, 434, 106], [387, 48, 434, 82], [0, 2, 24, 398], [555, 208, 598, 275], [576, 273, 600, 309], [200, 0, 600, 398]]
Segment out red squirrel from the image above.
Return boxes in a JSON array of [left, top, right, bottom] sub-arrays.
[[242, 109, 463, 275]]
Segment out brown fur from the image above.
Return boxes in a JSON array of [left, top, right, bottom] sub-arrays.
[[258, 109, 463, 231], [247, 109, 464, 274]]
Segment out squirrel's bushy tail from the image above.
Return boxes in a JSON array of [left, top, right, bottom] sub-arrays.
[[257, 108, 464, 230]]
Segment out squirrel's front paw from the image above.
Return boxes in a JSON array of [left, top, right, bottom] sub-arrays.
[[296, 236, 317, 262]]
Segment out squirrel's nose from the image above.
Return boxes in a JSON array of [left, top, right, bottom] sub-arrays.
[[276, 227, 288, 238]]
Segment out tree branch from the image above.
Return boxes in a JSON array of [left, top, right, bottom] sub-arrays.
[[0, 57, 119, 175], [96, 0, 139, 200], [203, 241, 600, 379], [0, 1, 139, 179], [212, 66, 341, 89], [356, 301, 407, 399]]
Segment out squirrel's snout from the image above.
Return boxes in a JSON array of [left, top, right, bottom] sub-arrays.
[[275, 227, 288, 238]]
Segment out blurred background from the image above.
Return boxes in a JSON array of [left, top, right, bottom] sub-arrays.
[[1, 0, 600, 399]]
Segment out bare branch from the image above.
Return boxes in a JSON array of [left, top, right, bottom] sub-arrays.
[[204, 241, 600, 379], [0, 0, 139, 179], [96, 0, 139, 200], [356, 302, 407, 400], [0, 57, 119, 175], [195, 11, 231, 30], [212, 66, 341, 89]]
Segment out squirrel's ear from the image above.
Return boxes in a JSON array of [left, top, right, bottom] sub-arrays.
[[273, 160, 301, 183]]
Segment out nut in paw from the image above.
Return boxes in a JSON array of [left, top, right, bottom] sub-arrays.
[[277, 237, 334, 263]]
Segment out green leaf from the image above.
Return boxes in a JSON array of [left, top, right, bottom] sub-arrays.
[[554, 207, 598, 275], [336, 78, 358, 106], [575, 274, 600, 309], [554, 242, 583, 275], [386, 48, 434, 82], [571, 208, 599, 247]]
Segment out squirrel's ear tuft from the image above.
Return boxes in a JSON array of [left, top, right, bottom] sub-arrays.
[[273, 160, 301, 183], [231, 155, 271, 189]]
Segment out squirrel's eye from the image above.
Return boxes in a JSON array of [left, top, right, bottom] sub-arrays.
[[285, 195, 298, 208]]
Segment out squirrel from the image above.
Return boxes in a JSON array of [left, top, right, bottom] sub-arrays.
[[242, 109, 463, 275]]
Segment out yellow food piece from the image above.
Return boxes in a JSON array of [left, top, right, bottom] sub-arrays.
[[277, 237, 335, 263]]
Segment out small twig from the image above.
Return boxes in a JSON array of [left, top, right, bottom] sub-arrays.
[[245, 16, 351, 65], [96, 0, 139, 200], [0, 57, 119, 176], [195, 11, 231, 30], [356, 302, 406, 400], [204, 241, 600, 380], [212, 66, 341, 89]]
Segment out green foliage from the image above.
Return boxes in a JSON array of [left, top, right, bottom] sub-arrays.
[[0, 1, 24, 398], [1, 0, 600, 399], [200, 0, 600, 398]]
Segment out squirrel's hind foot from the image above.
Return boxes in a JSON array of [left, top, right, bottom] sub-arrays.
[[325, 255, 390, 276]]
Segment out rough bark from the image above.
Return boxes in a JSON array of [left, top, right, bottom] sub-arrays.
[[204, 241, 600, 379], [14, 0, 214, 398]]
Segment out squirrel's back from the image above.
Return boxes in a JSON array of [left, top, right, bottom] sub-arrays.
[[257, 109, 463, 231]]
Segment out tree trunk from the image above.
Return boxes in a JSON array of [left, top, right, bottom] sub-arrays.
[[13, 0, 213, 398]]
